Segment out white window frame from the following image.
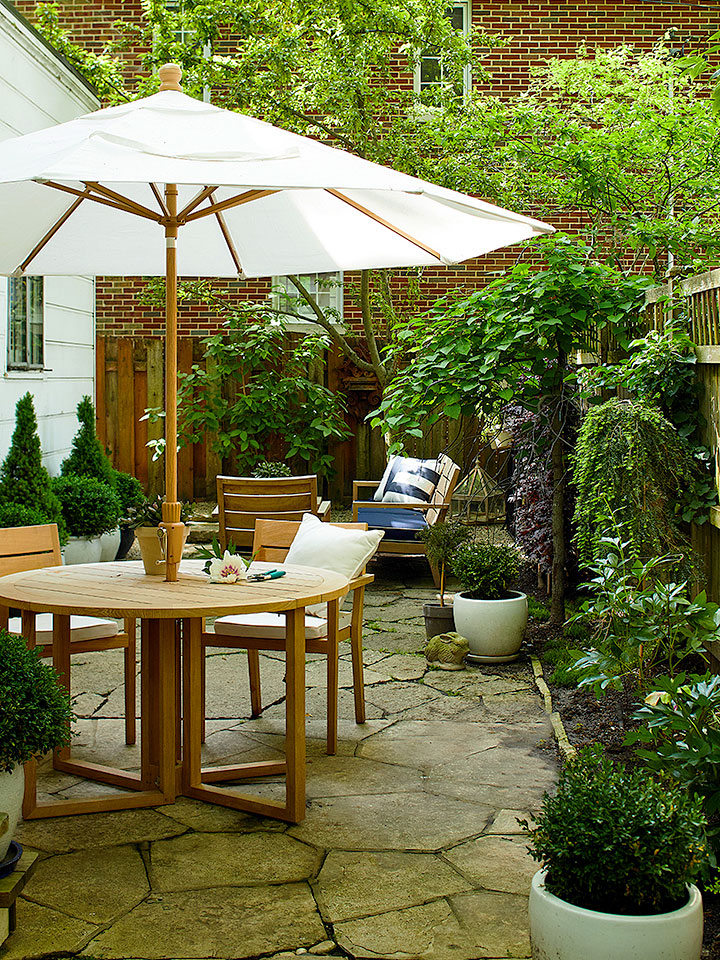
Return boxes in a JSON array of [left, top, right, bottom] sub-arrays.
[[7, 276, 44, 371], [414, 1, 471, 101], [162, 0, 212, 100], [271, 273, 344, 330]]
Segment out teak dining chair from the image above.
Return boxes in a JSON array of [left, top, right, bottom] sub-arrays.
[[216, 475, 331, 551], [0, 523, 137, 744], [201, 518, 373, 755]]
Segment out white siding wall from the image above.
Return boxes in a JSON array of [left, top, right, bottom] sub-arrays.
[[0, 4, 99, 474]]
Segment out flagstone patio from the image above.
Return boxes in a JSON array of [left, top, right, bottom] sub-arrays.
[[8, 557, 556, 960]]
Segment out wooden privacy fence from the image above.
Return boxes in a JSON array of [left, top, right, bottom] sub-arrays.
[[646, 269, 720, 603], [96, 335, 480, 503]]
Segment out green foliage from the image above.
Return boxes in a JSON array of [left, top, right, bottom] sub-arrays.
[[418, 520, 471, 603], [524, 745, 708, 914], [629, 672, 720, 858], [450, 542, 520, 600], [0, 393, 65, 538], [252, 460, 293, 478], [175, 317, 350, 477], [0, 629, 74, 773], [124, 495, 192, 529], [572, 399, 700, 566], [61, 396, 115, 486], [0, 502, 48, 529], [52, 476, 121, 538], [527, 598, 550, 622], [569, 535, 720, 691], [112, 471, 145, 520]]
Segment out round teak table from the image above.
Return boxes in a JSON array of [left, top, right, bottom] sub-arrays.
[[0, 560, 349, 824]]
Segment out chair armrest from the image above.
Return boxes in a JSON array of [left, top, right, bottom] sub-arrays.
[[353, 500, 438, 512], [353, 480, 378, 500], [348, 572, 374, 590], [317, 500, 331, 521]]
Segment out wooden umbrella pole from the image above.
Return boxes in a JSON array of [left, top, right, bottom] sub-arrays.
[[161, 180, 184, 582]]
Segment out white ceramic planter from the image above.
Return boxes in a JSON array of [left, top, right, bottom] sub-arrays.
[[62, 535, 103, 565], [99, 527, 121, 562], [0, 766, 24, 861], [529, 870, 703, 960], [453, 590, 527, 663]]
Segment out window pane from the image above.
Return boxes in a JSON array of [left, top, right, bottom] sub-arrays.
[[421, 56, 441, 86], [450, 6, 465, 30], [7, 277, 43, 369]]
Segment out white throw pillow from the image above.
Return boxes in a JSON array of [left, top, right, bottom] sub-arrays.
[[285, 513, 384, 580], [373, 456, 440, 504]]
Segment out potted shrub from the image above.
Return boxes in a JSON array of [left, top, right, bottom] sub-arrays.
[[526, 746, 707, 960], [252, 460, 293, 478], [126, 495, 191, 575], [417, 520, 471, 639], [0, 629, 74, 863], [450, 541, 526, 662], [113, 470, 145, 560], [52, 475, 121, 564]]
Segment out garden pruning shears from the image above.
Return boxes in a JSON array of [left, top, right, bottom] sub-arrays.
[[247, 569, 287, 582]]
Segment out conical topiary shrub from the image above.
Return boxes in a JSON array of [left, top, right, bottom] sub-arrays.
[[0, 392, 65, 537], [61, 396, 114, 485]]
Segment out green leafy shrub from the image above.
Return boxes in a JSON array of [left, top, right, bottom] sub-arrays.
[[251, 460, 293, 478], [0, 629, 74, 772], [572, 398, 699, 567], [525, 745, 708, 914], [112, 470, 145, 521], [0, 502, 48, 529], [450, 542, 520, 599], [52, 476, 120, 538], [629, 673, 720, 855], [124, 495, 191, 529], [60, 396, 114, 485], [569, 534, 720, 691], [418, 520, 472, 604], [0, 393, 65, 537]]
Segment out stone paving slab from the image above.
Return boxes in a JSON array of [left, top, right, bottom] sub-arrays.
[[16, 808, 186, 855]]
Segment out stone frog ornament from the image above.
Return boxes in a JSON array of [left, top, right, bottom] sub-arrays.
[[425, 632, 469, 670]]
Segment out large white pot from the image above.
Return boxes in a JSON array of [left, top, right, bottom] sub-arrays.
[[0, 766, 24, 861], [529, 870, 703, 960], [99, 527, 121, 562], [62, 535, 103, 565], [453, 589, 527, 663]]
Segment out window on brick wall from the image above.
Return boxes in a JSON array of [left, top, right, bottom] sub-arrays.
[[7, 277, 44, 371], [163, 0, 212, 98], [271, 273, 344, 326], [415, 2, 471, 100]]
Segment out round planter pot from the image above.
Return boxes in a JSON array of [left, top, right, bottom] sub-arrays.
[[453, 590, 527, 663], [99, 527, 121, 562], [62, 535, 103, 565], [423, 602, 455, 640], [136, 525, 189, 576], [529, 870, 703, 960], [115, 525, 136, 561], [0, 766, 24, 861]]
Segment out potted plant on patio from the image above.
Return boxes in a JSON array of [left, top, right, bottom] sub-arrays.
[[52, 475, 121, 565], [417, 520, 471, 639], [450, 541, 526, 662], [0, 629, 73, 866], [525, 745, 707, 960], [113, 470, 145, 560], [126, 495, 191, 575]]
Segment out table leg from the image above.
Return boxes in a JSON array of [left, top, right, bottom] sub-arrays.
[[52, 614, 71, 765], [325, 598, 339, 757], [284, 606, 306, 822]]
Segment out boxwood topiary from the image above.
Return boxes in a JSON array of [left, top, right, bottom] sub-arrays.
[[525, 745, 708, 915], [450, 542, 520, 599], [112, 470, 145, 521], [60, 396, 115, 485], [0, 502, 48, 529], [0, 629, 73, 772], [52, 476, 121, 538]]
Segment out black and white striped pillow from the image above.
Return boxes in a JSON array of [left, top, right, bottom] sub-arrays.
[[373, 456, 440, 504]]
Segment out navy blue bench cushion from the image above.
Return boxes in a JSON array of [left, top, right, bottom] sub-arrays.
[[356, 507, 428, 541]]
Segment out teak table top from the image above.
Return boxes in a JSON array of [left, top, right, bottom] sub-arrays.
[[0, 560, 349, 619]]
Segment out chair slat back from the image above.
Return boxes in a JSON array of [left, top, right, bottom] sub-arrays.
[[0, 524, 62, 577], [218, 475, 321, 550], [252, 519, 369, 568], [426, 455, 461, 525]]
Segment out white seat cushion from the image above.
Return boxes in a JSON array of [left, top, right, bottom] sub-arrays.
[[212, 610, 352, 641], [8, 613, 119, 643]]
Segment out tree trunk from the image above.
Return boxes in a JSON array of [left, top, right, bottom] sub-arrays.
[[549, 394, 567, 626]]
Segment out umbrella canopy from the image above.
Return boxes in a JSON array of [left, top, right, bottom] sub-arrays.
[[0, 64, 554, 579]]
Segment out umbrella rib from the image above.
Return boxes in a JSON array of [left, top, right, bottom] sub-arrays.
[[149, 182, 170, 217], [183, 189, 279, 223], [41, 180, 162, 222], [19, 193, 88, 273], [178, 186, 219, 220], [326, 189, 443, 261], [207, 189, 243, 276], [85, 181, 165, 221]]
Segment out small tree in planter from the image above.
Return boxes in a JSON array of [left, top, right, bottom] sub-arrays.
[[0, 393, 65, 538], [526, 746, 707, 960], [60, 396, 114, 485], [113, 470, 145, 559], [417, 520, 471, 639], [52, 476, 120, 564], [0, 503, 47, 529], [125, 496, 192, 575], [450, 541, 526, 663], [0, 629, 74, 859]]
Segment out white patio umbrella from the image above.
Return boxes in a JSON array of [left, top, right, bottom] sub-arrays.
[[0, 64, 553, 580]]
